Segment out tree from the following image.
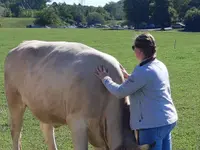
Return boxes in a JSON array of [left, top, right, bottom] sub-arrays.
[[184, 7, 200, 31], [153, 0, 171, 29], [34, 7, 62, 26], [124, 0, 149, 28], [96, 6, 112, 20], [0, 0, 131, 27], [0, 0, 51, 9], [55, 3, 74, 24], [189, 0, 200, 8], [104, 1, 124, 20], [0, 5, 5, 16], [16, 0, 51, 9], [9, 3, 21, 17], [170, 0, 200, 21], [174, 0, 191, 20], [169, 6, 179, 23], [3, 8, 12, 17], [73, 13, 86, 25], [86, 12, 105, 25]]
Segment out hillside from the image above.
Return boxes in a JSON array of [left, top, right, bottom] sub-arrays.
[[0, 17, 34, 28]]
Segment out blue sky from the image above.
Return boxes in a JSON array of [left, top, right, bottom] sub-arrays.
[[51, 0, 119, 6]]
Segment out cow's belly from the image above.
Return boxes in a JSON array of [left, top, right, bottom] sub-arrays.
[[31, 108, 66, 126]]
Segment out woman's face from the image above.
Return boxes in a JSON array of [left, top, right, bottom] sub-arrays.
[[134, 47, 145, 62]]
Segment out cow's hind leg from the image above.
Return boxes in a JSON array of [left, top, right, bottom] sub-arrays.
[[40, 122, 58, 150], [6, 88, 26, 150], [68, 118, 88, 150]]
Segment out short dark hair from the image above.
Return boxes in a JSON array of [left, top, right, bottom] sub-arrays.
[[132, 33, 156, 58]]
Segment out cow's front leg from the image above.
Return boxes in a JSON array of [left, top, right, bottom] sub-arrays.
[[68, 118, 88, 150], [40, 122, 58, 150]]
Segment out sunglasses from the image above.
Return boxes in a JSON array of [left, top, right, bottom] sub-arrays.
[[132, 45, 135, 51]]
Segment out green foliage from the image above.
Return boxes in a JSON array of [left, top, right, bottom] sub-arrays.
[[0, 0, 51, 17], [18, 9, 35, 18], [1, 0, 200, 30], [34, 7, 62, 26], [189, 0, 200, 8], [52, 3, 74, 24], [86, 12, 105, 25], [0, 5, 5, 16], [3, 8, 12, 17], [171, 0, 200, 20], [74, 13, 86, 25], [169, 7, 179, 23], [123, 0, 200, 29], [104, 1, 124, 20], [37, 3, 111, 26], [153, 0, 171, 28], [0, 0, 51, 9], [184, 7, 200, 31], [9, 3, 21, 17], [124, 0, 149, 27], [96, 6, 112, 21], [177, 0, 193, 20]]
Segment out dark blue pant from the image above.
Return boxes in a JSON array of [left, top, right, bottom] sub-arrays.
[[138, 122, 177, 150]]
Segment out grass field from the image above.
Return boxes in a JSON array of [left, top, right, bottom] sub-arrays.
[[0, 28, 200, 150], [0, 18, 34, 28]]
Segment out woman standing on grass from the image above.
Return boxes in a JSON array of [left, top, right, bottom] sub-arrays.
[[95, 33, 178, 150]]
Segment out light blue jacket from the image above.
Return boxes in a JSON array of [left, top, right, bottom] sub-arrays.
[[102, 58, 178, 130]]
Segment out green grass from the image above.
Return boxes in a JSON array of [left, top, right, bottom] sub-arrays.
[[0, 28, 200, 150], [0, 18, 34, 28]]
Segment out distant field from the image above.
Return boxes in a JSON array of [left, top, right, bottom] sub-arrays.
[[0, 17, 124, 28], [0, 28, 200, 150], [0, 18, 34, 28]]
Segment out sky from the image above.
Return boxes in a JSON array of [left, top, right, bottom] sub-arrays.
[[51, 0, 119, 7]]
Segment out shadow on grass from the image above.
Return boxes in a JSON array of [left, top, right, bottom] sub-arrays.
[[178, 28, 200, 32]]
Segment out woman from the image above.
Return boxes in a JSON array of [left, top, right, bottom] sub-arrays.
[[95, 33, 178, 150]]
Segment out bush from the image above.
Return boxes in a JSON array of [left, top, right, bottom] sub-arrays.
[[3, 8, 12, 17], [184, 7, 200, 32], [19, 9, 34, 18], [34, 7, 63, 26]]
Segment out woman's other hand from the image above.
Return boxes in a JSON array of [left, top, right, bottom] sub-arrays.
[[120, 64, 130, 79]]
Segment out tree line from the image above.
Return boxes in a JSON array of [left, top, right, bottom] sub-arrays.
[[0, 0, 200, 31]]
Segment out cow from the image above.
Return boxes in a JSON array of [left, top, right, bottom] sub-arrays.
[[4, 40, 153, 150]]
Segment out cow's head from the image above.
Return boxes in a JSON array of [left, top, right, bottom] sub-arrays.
[[121, 98, 155, 150]]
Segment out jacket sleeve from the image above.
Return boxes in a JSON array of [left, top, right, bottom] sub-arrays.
[[102, 67, 147, 99]]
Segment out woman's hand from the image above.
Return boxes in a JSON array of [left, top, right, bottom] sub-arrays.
[[95, 65, 109, 80], [120, 64, 130, 79]]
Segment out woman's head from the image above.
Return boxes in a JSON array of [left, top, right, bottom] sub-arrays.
[[132, 33, 156, 61]]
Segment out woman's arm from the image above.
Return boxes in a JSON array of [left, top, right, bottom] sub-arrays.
[[95, 66, 146, 99]]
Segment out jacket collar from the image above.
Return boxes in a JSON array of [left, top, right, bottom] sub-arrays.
[[139, 56, 156, 66]]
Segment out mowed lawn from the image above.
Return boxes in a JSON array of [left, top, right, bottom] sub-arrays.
[[0, 28, 200, 150]]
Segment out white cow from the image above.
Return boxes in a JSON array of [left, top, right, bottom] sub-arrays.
[[4, 40, 152, 150]]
